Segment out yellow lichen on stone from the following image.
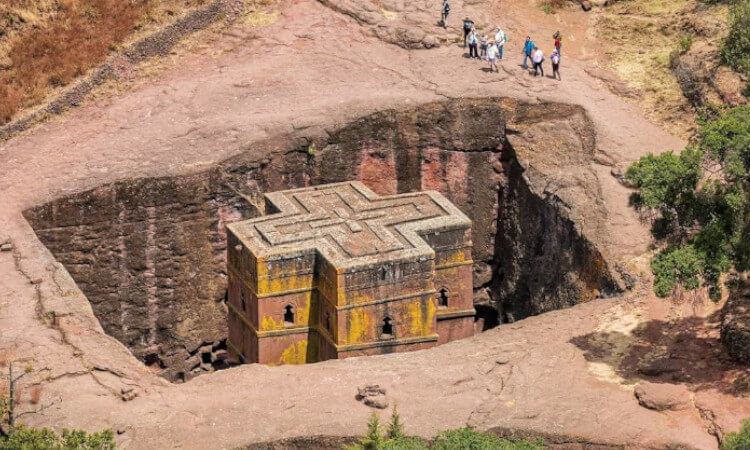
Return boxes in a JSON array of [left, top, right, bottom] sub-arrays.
[[298, 296, 311, 325], [347, 309, 371, 344], [278, 340, 308, 365], [439, 249, 466, 266], [261, 315, 284, 331], [407, 299, 436, 336], [423, 298, 436, 335], [408, 301, 424, 336], [257, 273, 312, 295]]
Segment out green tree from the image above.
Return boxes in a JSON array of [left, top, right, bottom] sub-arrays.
[[386, 406, 405, 440], [721, 418, 750, 450], [626, 106, 750, 299]]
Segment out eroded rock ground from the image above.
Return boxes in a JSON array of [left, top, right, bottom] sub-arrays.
[[0, 0, 748, 448]]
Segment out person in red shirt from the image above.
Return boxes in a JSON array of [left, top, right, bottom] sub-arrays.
[[553, 30, 562, 58]]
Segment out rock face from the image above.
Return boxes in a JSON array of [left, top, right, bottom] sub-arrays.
[[24, 98, 621, 380], [634, 381, 692, 411], [722, 279, 750, 365], [24, 170, 255, 382]]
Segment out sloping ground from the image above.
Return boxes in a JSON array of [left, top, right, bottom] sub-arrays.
[[592, 0, 746, 137], [0, 0, 748, 448]]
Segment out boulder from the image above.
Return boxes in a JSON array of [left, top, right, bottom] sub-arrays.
[[634, 381, 692, 411], [356, 384, 389, 409]]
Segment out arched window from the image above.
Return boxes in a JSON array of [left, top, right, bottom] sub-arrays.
[[381, 317, 393, 338], [240, 292, 246, 312], [284, 305, 295, 324], [378, 266, 388, 281], [325, 312, 332, 333], [438, 287, 449, 308]]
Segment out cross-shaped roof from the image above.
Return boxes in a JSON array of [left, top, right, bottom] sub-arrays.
[[228, 181, 471, 271]]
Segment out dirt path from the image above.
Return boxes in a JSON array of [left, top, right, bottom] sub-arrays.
[[1, 0, 747, 448]]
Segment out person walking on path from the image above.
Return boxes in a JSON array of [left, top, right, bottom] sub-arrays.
[[532, 46, 544, 77], [468, 28, 479, 59], [480, 34, 488, 60], [494, 28, 507, 59], [553, 30, 562, 57], [522, 36, 534, 69], [487, 40, 499, 72], [463, 17, 474, 48], [441, 0, 450, 29], [551, 49, 561, 80]]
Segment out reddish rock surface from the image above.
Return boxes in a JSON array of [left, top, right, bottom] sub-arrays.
[[0, 0, 747, 448], [634, 381, 692, 411]]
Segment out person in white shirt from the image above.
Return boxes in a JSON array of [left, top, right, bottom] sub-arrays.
[[494, 28, 507, 59], [532, 47, 544, 77], [487, 41, 499, 72]]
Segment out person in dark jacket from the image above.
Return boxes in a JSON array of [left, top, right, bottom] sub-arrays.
[[441, 0, 450, 29], [462, 17, 474, 48]]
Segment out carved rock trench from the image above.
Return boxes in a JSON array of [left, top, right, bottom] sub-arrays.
[[23, 98, 621, 382]]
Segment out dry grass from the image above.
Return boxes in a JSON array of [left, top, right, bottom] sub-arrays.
[[594, 0, 728, 137], [0, 0, 212, 125]]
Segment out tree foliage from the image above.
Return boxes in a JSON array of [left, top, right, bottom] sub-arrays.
[[0, 359, 114, 450], [0, 426, 115, 450], [626, 106, 750, 299], [721, 418, 750, 450]]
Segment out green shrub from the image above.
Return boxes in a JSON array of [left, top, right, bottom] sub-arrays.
[[349, 413, 544, 450], [380, 436, 430, 450], [721, 418, 750, 450], [432, 428, 544, 450], [0, 426, 115, 450], [720, 0, 750, 94]]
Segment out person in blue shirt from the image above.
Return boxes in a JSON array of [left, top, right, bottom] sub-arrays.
[[522, 36, 535, 69], [468, 28, 479, 59]]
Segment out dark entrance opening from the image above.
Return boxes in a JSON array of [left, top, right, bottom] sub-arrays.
[[438, 287, 449, 307], [284, 305, 295, 324], [474, 304, 500, 331], [382, 317, 393, 338]]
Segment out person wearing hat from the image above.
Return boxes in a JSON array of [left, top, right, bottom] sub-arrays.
[[487, 40, 499, 72]]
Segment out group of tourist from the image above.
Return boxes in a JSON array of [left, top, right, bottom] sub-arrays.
[[441, 2, 562, 80]]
